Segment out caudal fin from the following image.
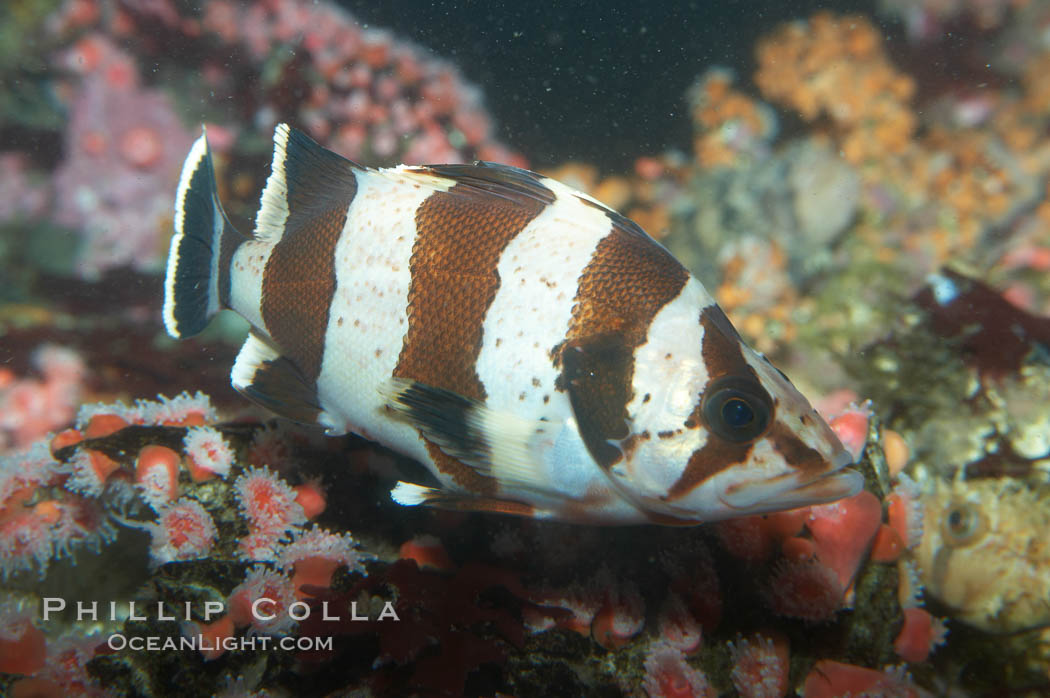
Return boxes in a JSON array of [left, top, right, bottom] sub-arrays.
[[163, 129, 240, 338]]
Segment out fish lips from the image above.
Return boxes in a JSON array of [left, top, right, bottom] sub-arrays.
[[718, 450, 863, 513]]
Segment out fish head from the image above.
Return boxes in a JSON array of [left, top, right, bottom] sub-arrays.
[[596, 302, 861, 523]]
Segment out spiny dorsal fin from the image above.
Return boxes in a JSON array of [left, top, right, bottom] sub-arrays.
[[254, 124, 363, 244], [404, 161, 556, 209]]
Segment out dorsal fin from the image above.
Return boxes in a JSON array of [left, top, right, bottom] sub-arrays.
[[576, 192, 673, 250], [254, 123, 362, 244], [406, 161, 556, 209]]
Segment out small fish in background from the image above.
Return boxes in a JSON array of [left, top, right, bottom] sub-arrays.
[[163, 124, 860, 524]]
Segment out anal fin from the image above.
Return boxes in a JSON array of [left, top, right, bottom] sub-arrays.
[[391, 481, 542, 518], [231, 331, 326, 427]]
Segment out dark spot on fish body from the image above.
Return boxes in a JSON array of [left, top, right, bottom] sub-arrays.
[[557, 207, 688, 471], [559, 333, 633, 469]]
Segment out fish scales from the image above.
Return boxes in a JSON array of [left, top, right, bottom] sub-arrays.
[[164, 123, 861, 524]]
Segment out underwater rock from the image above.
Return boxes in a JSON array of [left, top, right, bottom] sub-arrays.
[[668, 137, 859, 283]]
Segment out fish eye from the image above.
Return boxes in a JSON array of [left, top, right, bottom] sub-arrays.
[[701, 376, 772, 442], [941, 501, 985, 547], [721, 397, 754, 427]]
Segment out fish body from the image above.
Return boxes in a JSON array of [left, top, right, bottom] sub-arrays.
[[915, 470, 1050, 633], [164, 124, 859, 524]]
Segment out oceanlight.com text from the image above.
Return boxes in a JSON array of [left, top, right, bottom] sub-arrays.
[[106, 634, 334, 653]]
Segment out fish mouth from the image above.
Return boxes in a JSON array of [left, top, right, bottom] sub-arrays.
[[718, 450, 863, 513]]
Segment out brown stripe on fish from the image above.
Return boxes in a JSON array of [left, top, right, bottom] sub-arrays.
[[698, 303, 748, 379], [394, 168, 552, 493], [768, 421, 826, 473], [557, 208, 689, 469], [260, 131, 358, 382], [665, 305, 770, 500], [667, 437, 755, 500]]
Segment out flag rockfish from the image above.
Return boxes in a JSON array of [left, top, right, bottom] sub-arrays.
[[164, 124, 860, 524]]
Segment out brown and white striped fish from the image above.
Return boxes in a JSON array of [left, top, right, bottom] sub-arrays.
[[164, 123, 860, 524]]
